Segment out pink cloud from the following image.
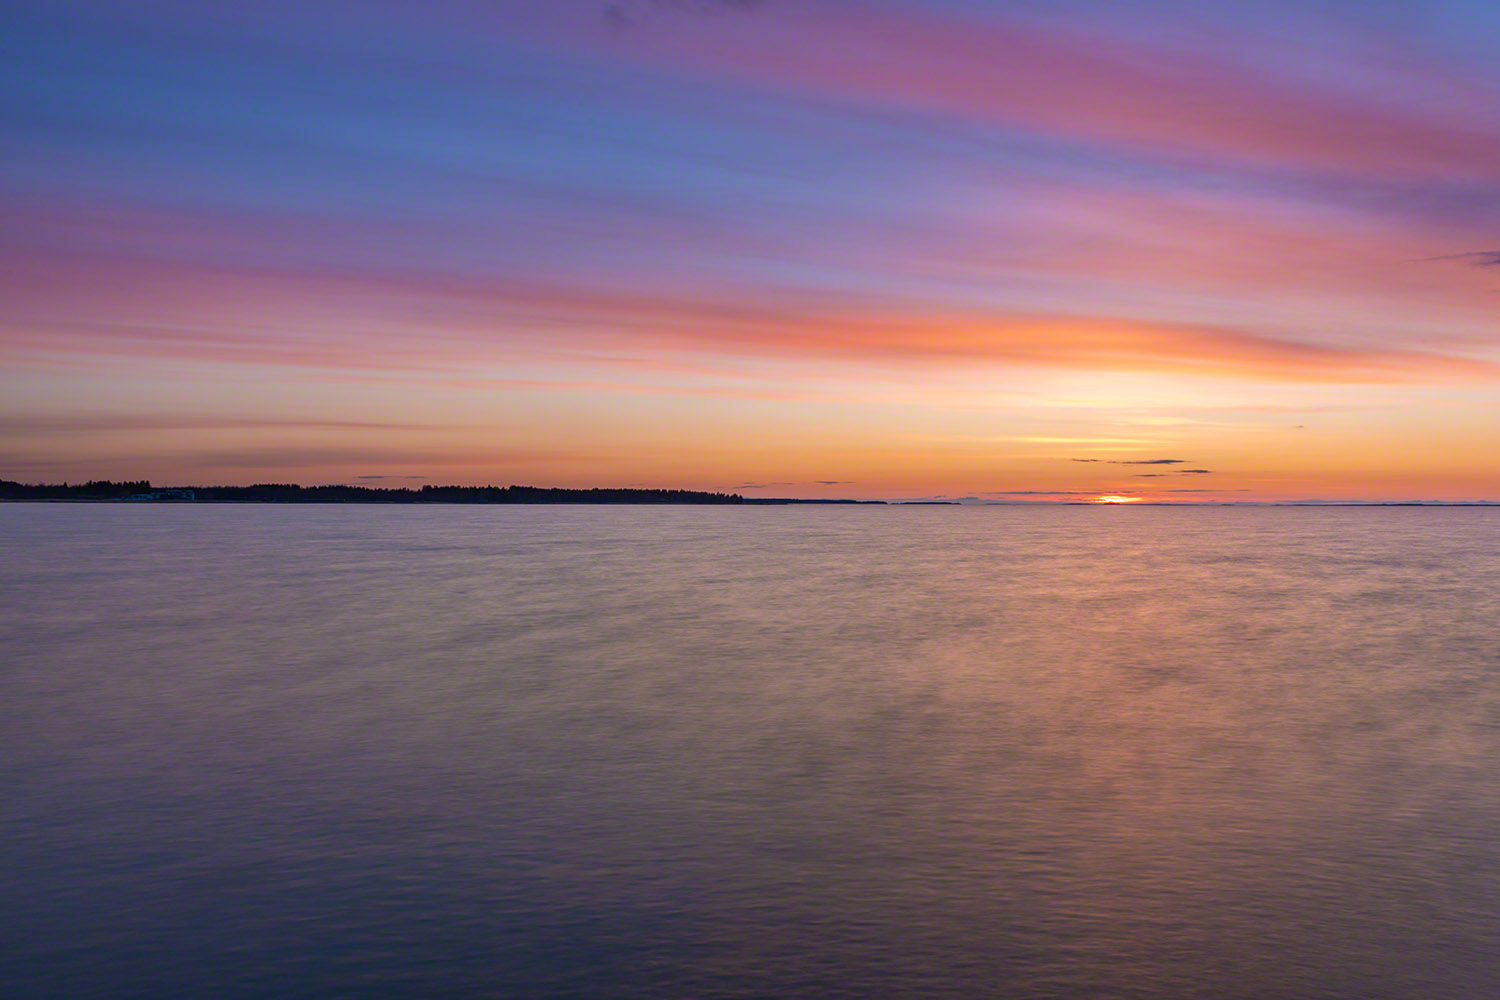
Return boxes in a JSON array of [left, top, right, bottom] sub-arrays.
[[4, 241, 1494, 386], [566, 2, 1500, 178]]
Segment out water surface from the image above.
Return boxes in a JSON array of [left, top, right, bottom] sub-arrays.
[[5, 504, 1500, 998]]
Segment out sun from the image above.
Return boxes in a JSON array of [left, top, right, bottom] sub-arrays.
[[1093, 494, 1143, 504]]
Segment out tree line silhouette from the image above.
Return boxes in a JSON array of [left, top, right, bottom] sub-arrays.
[[0, 479, 758, 504]]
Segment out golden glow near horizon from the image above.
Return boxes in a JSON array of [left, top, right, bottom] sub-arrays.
[[1094, 495, 1144, 504]]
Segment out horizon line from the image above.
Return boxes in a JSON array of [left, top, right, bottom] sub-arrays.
[[4, 477, 1500, 507]]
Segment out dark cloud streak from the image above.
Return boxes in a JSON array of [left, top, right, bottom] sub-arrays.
[[1415, 250, 1500, 267], [604, 0, 764, 32]]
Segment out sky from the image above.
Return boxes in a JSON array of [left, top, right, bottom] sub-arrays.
[[3, 0, 1499, 501]]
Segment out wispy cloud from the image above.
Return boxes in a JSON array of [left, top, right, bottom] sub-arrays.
[[0, 414, 453, 434], [7, 242, 1497, 386], [574, 1, 1500, 178], [190, 446, 575, 470], [1416, 251, 1500, 267], [604, 0, 764, 33]]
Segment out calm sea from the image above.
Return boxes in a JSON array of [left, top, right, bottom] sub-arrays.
[[5, 504, 1500, 998]]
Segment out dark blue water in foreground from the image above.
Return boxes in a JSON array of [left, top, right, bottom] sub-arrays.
[[5, 504, 1500, 998]]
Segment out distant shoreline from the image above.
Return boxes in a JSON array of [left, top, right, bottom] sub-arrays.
[[2, 480, 1497, 506], [0, 480, 887, 505]]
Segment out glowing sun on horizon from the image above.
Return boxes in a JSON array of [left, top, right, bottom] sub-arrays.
[[1094, 494, 1143, 504]]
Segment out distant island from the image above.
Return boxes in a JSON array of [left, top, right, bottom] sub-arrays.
[[0, 479, 886, 505]]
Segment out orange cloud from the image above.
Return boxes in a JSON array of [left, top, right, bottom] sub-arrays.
[[4, 246, 1494, 386]]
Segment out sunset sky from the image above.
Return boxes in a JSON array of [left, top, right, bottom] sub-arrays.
[[4, 0, 1499, 500]]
